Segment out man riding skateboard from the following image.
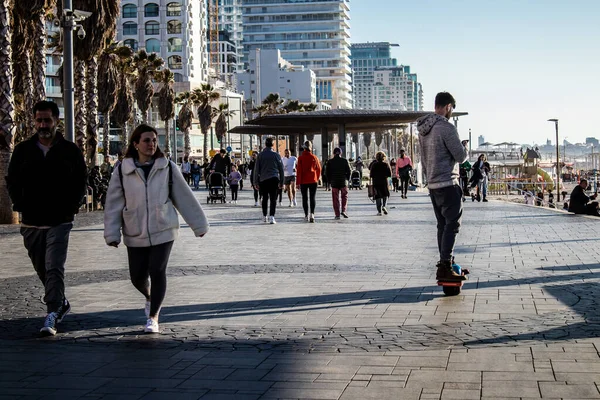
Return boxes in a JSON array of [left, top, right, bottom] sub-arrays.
[[417, 92, 469, 282]]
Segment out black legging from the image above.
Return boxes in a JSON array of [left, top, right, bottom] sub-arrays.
[[230, 184, 239, 201], [259, 177, 279, 216], [400, 175, 410, 196], [127, 241, 174, 318], [253, 185, 259, 202], [300, 183, 318, 216]]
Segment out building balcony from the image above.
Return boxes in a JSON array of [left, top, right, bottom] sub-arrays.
[[46, 86, 62, 95]]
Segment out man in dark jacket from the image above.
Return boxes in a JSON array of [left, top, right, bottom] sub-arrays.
[[325, 147, 351, 219], [253, 137, 284, 224], [210, 148, 231, 176], [568, 179, 599, 216], [417, 92, 468, 282], [6, 100, 87, 336]]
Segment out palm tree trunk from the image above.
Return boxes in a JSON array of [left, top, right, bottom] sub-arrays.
[[163, 118, 171, 158], [74, 59, 86, 152], [32, 16, 47, 102], [0, 0, 17, 224], [85, 57, 98, 166], [120, 124, 128, 155], [202, 128, 208, 160], [184, 127, 191, 158], [102, 114, 110, 158], [20, 52, 35, 141]]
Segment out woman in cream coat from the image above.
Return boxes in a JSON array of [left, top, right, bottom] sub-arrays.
[[104, 124, 209, 333]]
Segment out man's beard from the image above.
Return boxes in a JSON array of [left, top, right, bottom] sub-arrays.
[[445, 111, 453, 119], [37, 128, 55, 140]]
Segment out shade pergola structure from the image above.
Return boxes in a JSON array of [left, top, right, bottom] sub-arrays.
[[229, 109, 468, 163]]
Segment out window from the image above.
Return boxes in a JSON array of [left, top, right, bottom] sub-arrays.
[[166, 2, 181, 16], [174, 73, 183, 82], [167, 20, 182, 34], [145, 21, 159, 35], [123, 22, 138, 35], [168, 37, 183, 52], [145, 39, 161, 53], [124, 38, 138, 50], [168, 55, 182, 69], [122, 4, 137, 18], [144, 3, 159, 17]]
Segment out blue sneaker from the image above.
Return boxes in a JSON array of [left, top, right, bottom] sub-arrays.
[[40, 312, 58, 336], [56, 299, 71, 323]]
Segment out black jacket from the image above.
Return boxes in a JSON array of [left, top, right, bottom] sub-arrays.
[[568, 185, 594, 214], [325, 155, 351, 188], [6, 133, 87, 226], [370, 160, 392, 187], [210, 153, 231, 175]]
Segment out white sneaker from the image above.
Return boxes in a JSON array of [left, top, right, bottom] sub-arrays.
[[254, 201, 259, 207], [144, 300, 151, 319], [144, 318, 159, 333], [309, 213, 315, 223], [377, 212, 382, 216], [292, 199, 297, 207], [289, 202, 292, 207], [304, 215, 309, 222], [234, 200, 237, 204], [269, 216, 276, 224], [263, 216, 268, 223], [279, 202, 282, 206]]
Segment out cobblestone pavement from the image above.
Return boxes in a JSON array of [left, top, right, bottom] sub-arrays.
[[2, 183, 600, 399]]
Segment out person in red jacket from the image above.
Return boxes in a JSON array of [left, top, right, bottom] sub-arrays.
[[296, 141, 322, 222]]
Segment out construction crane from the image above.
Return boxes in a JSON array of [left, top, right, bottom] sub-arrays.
[[208, 0, 220, 78]]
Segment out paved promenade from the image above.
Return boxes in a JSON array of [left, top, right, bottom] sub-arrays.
[[2, 184, 600, 399]]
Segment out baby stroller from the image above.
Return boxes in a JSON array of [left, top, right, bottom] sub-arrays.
[[207, 172, 227, 204], [350, 170, 362, 190]]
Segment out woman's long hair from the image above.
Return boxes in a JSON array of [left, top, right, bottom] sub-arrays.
[[125, 124, 165, 159], [375, 151, 387, 162]]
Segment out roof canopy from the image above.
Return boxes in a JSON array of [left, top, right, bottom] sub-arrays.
[[229, 109, 468, 135]]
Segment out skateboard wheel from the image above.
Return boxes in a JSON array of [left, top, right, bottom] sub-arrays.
[[443, 286, 461, 296]]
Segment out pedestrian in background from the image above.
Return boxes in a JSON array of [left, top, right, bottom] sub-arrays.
[[370, 151, 392, 215], [253, 137, 285, 224], [325, 147, 351, 219], [296, 141, 322, 223], [227, 165, 242, 204], [396, 149, 413, 199], [191, 159, 201, 190], [248, 151, 260, 206], [181, 156, 191, 185], [104, 124, 209, 333], [282, 148, 298, 207], [7, 100, 87, 336]]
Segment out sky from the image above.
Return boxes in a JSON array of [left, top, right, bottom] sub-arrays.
[[349, 0, 600, 147]]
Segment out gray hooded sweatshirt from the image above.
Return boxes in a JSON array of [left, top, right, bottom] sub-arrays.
[[417, 114, 468, 190]]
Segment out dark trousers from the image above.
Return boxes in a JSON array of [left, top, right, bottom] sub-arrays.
[[253, 186, 259, 202], [376, 197, 388, 212], [392, 177, 399, 192], [21, 223, 73, 313], [400, 175, 410, 196], [301, 183, 318, 216], [260, 177, 280, 216], [230, 184, 239, 201], [429, 185, 463, 262], [127, 241, 174, 318]]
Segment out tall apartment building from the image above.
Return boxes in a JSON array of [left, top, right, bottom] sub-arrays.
[[216, 0, 244, 74], [241, 0, 351, 109], [350, 42, 399, 110], [237, 49, 316, 106], [117, 0, 210, 90], [371, 66, 423, 111]]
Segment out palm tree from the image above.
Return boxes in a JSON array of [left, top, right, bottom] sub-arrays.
[[375, 132, 383, 150], [261, 93, 283, 115], [213, 103, 235, 145], [10, 14, 35, 143], [97, 46, 120, 161], [175, 91, 194, 160], [133, 49, 164, 124], [363, 133, 372, 160], [0, 0, 17, 224], [157, 69, 175, 158], [192, 84, 220, 158], [111, 49, 135, 154]]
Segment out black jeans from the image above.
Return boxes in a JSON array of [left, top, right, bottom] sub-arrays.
[[259, 177, 280, 216], [230, 184, 239, 201], [300, 183, 318, 216], [253, 186, 259, 202], [429, 185, 463, 262], [127, 241, 174, 318], [376, 197, 387, 212], [400, 175, 410, 196], [21, 223, 73, 313]]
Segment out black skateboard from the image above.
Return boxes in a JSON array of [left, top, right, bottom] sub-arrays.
[[437, 268, 469, 296]]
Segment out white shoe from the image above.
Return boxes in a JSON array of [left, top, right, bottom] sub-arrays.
[[144, 318, 159, 333], [292, 199, 297, 207], [269, 216, 276, 224], [279, 202, 282, 206], [254, 201, 259, 207], [289, 202, 293, 207], [377, 212, 382, 216], [304, 215, 309, 222], [144, 300, 150, 319], [234, 200, 237, 204], [263, 216, 268, 223], [309, 213, 315, 223]]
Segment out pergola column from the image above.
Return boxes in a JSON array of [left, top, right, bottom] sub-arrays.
[[338, 123, 346, 158], [321, 127, 328, 165]]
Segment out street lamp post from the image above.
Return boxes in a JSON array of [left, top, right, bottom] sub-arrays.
[[548, 119, 560, 202]]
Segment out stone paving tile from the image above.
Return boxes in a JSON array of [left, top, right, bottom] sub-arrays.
[[4, 190, 600, 399]]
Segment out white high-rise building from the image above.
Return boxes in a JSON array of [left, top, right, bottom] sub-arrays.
[[350, 42, 398, 110], [237, 49, 316, 106], [372, 66, 423, 111], [216, 0, 243, 74], [241, 0, 351, 109], [117, 0, 210, 91]]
